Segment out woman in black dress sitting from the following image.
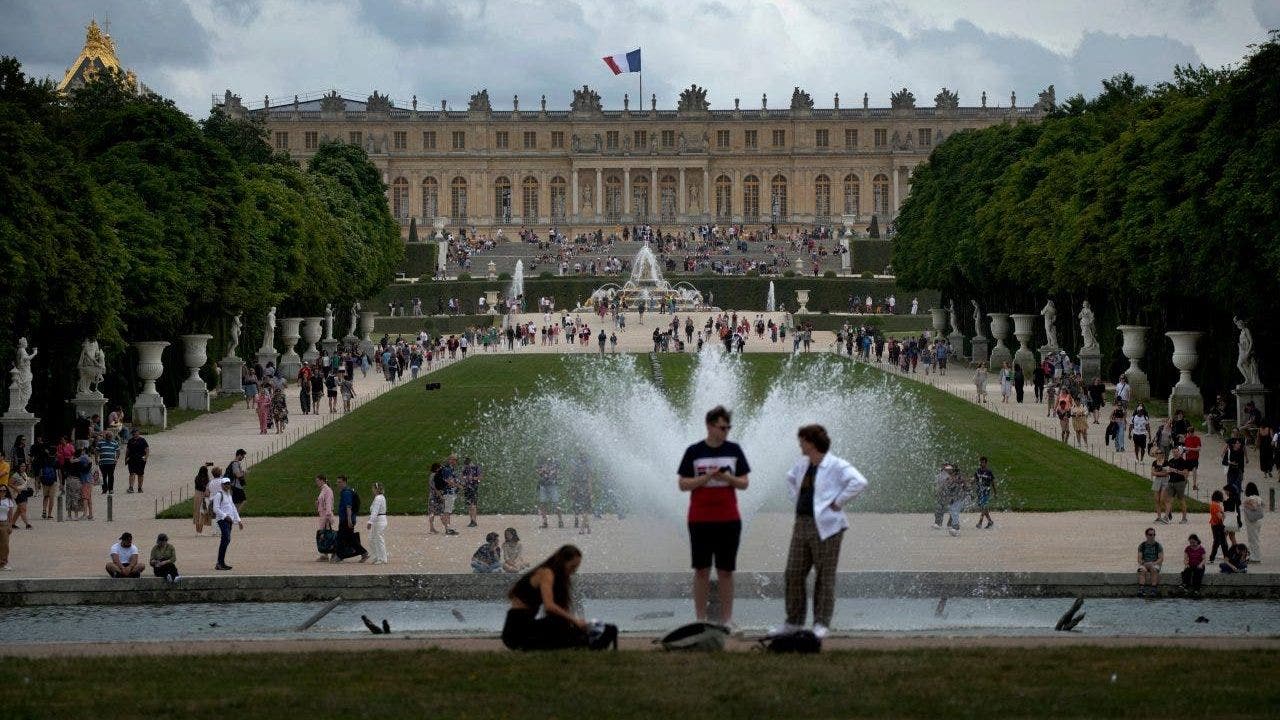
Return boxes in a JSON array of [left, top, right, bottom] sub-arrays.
[[502, 544, 588, 650]]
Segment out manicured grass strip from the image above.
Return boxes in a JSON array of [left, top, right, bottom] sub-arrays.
[[1, 647, 1276, 719]]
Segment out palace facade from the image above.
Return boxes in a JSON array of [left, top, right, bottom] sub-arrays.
[[216, 83, 1052, 237]]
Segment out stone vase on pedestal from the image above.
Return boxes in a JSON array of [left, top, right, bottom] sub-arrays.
[[133, 341, 170, 429], [1116, 325, 1151, 401], [485, 290, 500, 315], [795, 289, 811, 314], [179, 334, 213, 411], [301, 317, 323, 364], [929, 308, 947, 338], [277, 318, 303, 380], [359, 310, 378, 357], [1166, 331, 1204, 416], [1010, 314, 1037, 372], [987, 313, 1012, 369], [794, 256, 805, 275], [320, 338, 340, 357], [970, 336, 989, 368]]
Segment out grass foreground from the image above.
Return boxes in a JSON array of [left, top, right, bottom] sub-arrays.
[[1, 646, 1277, 719]]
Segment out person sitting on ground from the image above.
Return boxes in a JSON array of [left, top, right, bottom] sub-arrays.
[[1136, 527, 1163, 597], [106, 532, 144, 578], [502, 544, 589, 650], [1220, 543, 1250, 574], [1180, 533, 1206, 594], [502, 527, 529, 573], [471, 532, 503, 573], [149, 533, 180, 583]]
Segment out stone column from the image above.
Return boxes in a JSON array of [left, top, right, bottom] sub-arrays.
[[133, 341, 170, 429], [1010, 314, 1037, 372], [359, 310, 378, 357], [891, 165, 899, 218], [301, 317, 322, 364], [571, 169, 579, 218], [732, 168, 742, 223], [678, 167, 686, 219], [1166, 331, 1204, 415], [179, 334, 213, 411], [987, 313, 1012, 369], [595, 168, 603, 222], [1116, 325, 1151, 401], [623, 168, 631, 218], [702, 167, 710, 215], [278, 318, 303, 380]]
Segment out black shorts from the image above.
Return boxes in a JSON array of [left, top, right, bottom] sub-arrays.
[[688, 520, 742, 572], [127, 463, 146, 476], [463, 488, 478, 504], [1186, 459, 1200, 469], [1133, 434, 1147, 450]]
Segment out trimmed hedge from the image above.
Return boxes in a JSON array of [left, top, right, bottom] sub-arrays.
[[371, 277, 938, 313], [373, 314, 496, 336], [850, 239, 894, 273], [401, 242, 438, 277]]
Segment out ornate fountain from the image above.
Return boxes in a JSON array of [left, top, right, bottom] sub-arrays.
[[582, 245, 707, 311]]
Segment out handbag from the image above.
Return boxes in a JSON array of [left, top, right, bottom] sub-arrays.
[[316, 528, 338, 554]]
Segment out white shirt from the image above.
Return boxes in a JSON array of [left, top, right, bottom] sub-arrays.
[[109, 542, 139, 566], [785, 453, 869, 540], [368, 494, 387, 525], [211, 486, 241, 523]]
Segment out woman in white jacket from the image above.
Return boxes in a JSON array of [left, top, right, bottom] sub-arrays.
[[366, 482, 389, 565], [777, 425, 869, 639]]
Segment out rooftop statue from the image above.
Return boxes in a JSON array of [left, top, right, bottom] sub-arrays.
[[467, 88, 491, 113], [319, 90, 344, 114], [571, 85, 602, 113], [677, 84, 710, 113], [366, 90, 393, 113], [789, 86, 814, 111], [934, 87, 959, 110], [890, 87, 916, 110]]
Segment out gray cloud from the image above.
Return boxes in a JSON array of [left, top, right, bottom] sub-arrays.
[[1254, 0, 1280, 29], [0, 0, 209, 69]]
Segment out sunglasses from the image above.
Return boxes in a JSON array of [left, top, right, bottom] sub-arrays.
[[714, 424, 731, 431]]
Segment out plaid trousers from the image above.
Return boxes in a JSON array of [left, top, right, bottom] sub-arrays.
[[784, 515, 845, 627]]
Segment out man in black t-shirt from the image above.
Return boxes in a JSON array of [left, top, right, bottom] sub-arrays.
[[1165, 447, 1191, 524]]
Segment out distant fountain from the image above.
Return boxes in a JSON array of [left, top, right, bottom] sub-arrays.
[[583, 244, 706, 310], [509, 260, 524, 305], [766, 281, 776, 312]]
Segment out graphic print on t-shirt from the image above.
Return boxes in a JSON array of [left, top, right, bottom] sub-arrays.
[[690, 456, 740, 488]]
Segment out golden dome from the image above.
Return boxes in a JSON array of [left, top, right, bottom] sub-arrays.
[[59, 19, 131, 92]]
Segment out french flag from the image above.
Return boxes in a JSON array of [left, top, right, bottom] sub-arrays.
[[603, 48, 641, 75]]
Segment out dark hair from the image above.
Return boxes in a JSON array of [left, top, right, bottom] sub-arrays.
[[1211, 490, 1223, 502], [1245, 482, 1259, 497], [315, 474, 327, 482], [797, 424, 831, 453], [194, 465, 210, 486], [236, 449, 246, 457], [705, 405, 731, 426], [979, 456, 989, 463], [337, 474, 348, 484], [1187, 534, 1201, 543], [513, 544, 582, 607], [504, 527, 520, 542]]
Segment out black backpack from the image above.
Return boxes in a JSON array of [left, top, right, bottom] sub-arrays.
[[759, 630, 822, 654]]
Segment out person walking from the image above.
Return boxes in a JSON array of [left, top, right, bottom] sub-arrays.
[[315, 474, 334, 562], [334, 475, 369, 562], [1130, 405, 1151, 462], [973, 365, 988, 404], [366, 482, 388, 564], [211, 475, 243, 571], [1013, 364, 1025, 403], [227, 449, 248, 512], [123, 428, 149, 493], [775, 424, 867, 640], [193, 463, 213, 535], [254, 385, 272, 434], [0, 485, 14, 571], [973, 457, 996, 529], [95, 431, 119, 495], [1242, 482, 1264, 563], [677, 405, 751, 630], [1032, 362, 1046, 404], [999, 362, 1013, 403]]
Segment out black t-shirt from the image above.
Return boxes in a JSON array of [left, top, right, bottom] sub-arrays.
[[677, 439, 751, 523], [974, 468, 995, 490], [126, 436, 148, 465], [1166, 457, 1190, 483], [795, 464, 817, 517]]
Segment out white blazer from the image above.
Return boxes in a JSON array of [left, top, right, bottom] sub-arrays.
[[785, 453, 869, 540]]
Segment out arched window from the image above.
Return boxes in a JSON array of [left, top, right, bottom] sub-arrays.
[[770, 174, 788, 221], [814, 174, 830, 220], [391, 177, 409, 220], [714, 175, 732, 221], [450, 176, 468, 222], [843, 174, 860, 216], [659, 174, 677, 222], [743, 175, 760, 222], [872, 173, 890, 216], [522, 176, 539, 221], [421, 177, 439, 222], [494, 176, 512, 224], [605, 175, 623, 222], [633, 175, 650, 222], [550, 176, 567, 223]]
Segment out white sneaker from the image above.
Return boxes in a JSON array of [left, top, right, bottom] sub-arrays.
[[812, 624, 830, 640], [172, 575, 181, 583], [767, 623, 803, 637], [948, 527, 959, 537], [931, 523, 942, 530]]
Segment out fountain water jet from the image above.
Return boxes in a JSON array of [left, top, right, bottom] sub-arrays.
[[766, 281, 776, 312], [583, 245, 707, 311]]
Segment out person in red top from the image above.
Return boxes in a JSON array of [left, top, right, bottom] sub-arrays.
[[678, 405, 751, 629], [1182, 426, 1202, 491]]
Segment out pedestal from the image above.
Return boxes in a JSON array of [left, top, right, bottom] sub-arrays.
[[256, 350, 279, 372], [133, 341, 169, 429], [72, 391, 106, 426], [988, 313, 1012, 369], [1117, 325, 1151, 402], [1078, 347, 1102, 381], [795, 289, 811, 314], [1010, 314, 1036, 372], [948, 331, 967, 359], [218, 357, 245, 395], [278, 318, 303, 381], [301, 317, 322, 364], [1166, 331, 1203, 416], [1233, 384, 1270, 428], [320, 339, 339, 357], [0, 412, 38, 451], [970, 336, 989, 368], [1038, 344, 1060, 365]]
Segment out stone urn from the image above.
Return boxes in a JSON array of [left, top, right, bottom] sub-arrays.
[[795, 289, 811, 314], [359, 310, 378, 356], [1116, 325, 1151, 401], [1166, 331, 1204, 415], [179, 334, 212, 411], [487, 260, 497, 281], [485, 290, 500, 315], [301, 317, 323, 364], [1010, 313, 1037, 372], [794, 255, 805, 275], [929, 308, 947, 337], [278, 317, 303, 380], [987, 313, 1012, 369], [133, 341, 170, 428]]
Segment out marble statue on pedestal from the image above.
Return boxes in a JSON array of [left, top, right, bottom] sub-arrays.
[[76, 339, 106, 394], [261, 306, 277, 351], [1041, 299, 1058, 348], [1235, 316, 1260, 386], [1079, 302, 1098, 350], [324, 304, 335, 340], [949, 300, 961, 336], [971, 300, 981, 335], [9, 337, 37, 413], [226, 313, 242, 358], [347, 302, 361, 338]]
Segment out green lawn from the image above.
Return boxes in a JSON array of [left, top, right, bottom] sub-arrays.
[[163, 353, 1161, 517], [2, 647, 1276, 719]]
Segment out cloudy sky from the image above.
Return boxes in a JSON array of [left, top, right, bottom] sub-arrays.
[[3, 0, 1277, 117]]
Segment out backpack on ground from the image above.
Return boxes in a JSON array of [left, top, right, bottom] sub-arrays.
[[758, 630, 822, 654], [655, 622, 728, 652]]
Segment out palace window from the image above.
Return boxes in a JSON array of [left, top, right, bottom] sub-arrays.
[[522, 176, 539, 220], [349, 131, 362, 146], [550, 176, 567, 222], [716, 130, 730, 148], [744, 130, 758, 149], [605, 175, 623, 222], [422, 131, 436, 149], [632, 175, 650, 220], [274, 131, 289, 150], [917, 128, 932, 148], [770, 174, 787, 220], [873, 173, 890, 216], [771, 129, 786, 148], [304, 131, 318, 150], [392, 131, 406, 150], [661, 130, 675, 148], [633, 130, 648, 149], [659, 174, 677, 221], [874, 129, 887, 147], [843, 174, 860, 216], [494, 176, 513, 223], [714, 175, 732, 220], [815, 129, 828, 148], [743, 175, 760, 221], [391, 177, 409, 219], [814, 174, 831, 220], [606, 131, 619, 149], [551, 131, 565, 149], [421, 177, 439, 222], [452, 131, 466, 149], [524, 131, 537, 149], [450, 176, 468, 221], [845, 128, 858, 148], [495, 131, 509, 149]]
